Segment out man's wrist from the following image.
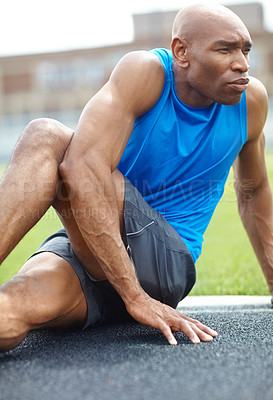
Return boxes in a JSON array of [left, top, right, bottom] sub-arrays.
[[122, 285, 150, 311], [124, 286, 149, 307]]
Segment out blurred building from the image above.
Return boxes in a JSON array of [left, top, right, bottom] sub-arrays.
[[0, 2, 273, 160]]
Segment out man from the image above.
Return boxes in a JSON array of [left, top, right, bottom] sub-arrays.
[[0, 3, 271, 352]]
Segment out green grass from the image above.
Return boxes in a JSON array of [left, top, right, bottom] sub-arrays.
[[0, 208, 62, 284], [0, 154, 273, 295]]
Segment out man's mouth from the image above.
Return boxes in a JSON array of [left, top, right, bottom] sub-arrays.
[[228, 78, 250, 92]]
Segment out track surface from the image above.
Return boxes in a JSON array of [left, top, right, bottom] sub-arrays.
[[1, 297, 272, 400]]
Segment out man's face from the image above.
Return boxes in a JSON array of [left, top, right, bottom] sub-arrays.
[[185, 21, 252, 106]]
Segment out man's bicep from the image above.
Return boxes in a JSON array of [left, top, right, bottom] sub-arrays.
[[73, 83, 136, 170], [64, 51, 165, 171]]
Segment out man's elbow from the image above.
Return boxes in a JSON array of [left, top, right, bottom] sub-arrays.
[[59, 151, 110, 198], [59, 155, 76, 181], [58, 151, 90, 196]]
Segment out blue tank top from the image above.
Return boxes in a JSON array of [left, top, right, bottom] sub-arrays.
[[118, 48, 247, 262]]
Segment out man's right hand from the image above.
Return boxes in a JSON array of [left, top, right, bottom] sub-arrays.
[[126, 294, 218, 345]]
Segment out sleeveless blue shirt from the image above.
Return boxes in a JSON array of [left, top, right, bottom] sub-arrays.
[[118, 48, 247, 262]]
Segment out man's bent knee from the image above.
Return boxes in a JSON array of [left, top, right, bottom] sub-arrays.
[[14, 118, 74, 163], [0, 274, 43, 352], [0, 292, 28, 352], [26, 117, 73, 139]]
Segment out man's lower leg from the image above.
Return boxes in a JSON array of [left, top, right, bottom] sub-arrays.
[[0, 118, 73, 264]]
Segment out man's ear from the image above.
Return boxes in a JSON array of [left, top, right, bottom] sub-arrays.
[[171, 37, 189, 68]]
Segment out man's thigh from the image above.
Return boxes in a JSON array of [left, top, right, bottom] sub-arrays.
[[8, 252, 88, 330], [123, 177, 196, 308]]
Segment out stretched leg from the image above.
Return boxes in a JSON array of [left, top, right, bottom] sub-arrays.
[[0, 118, 73, 264], [0, 252, 87, 352]]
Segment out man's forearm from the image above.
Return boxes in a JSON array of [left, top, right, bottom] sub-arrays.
[[60, 160, 147, 307], [237, 179, 273, 294]]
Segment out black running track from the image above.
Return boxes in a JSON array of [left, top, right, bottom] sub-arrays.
[[1, 300, 273, 400]]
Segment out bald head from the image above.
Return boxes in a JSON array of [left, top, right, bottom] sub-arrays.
[[172, 4, 249, 43], [170, 3, 252, 107]]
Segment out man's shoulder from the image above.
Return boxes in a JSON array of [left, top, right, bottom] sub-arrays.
[[117, 49, 165, 72], [109, 50, 166, 118], [111, 49, 165, 86], [246, 76, 268, 111], [246, 76, 268, 142]]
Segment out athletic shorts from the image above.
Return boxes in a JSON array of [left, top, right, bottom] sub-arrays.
[[33, 177, 196, 329]]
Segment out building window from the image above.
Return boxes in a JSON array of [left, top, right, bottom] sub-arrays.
[[85, 59, 105, 88], [37, 61, 78, 91], [3, 73, 32, 94]]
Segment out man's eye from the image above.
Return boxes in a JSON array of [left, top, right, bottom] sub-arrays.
[[218, 48, 230, 53]]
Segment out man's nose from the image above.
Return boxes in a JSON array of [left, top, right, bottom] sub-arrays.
[[231, 51, 250, 73]]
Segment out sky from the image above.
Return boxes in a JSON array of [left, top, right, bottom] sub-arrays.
[[1, 0, 273, 57]]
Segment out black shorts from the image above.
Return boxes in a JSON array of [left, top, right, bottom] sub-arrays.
[[33, 177, 196, 329]]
